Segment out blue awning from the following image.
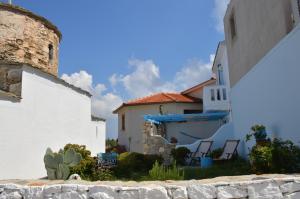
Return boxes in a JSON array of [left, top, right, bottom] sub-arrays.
[[144, 111, 228, 124]]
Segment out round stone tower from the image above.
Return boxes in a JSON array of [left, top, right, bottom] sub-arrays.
[[0, 3, 61, 76]]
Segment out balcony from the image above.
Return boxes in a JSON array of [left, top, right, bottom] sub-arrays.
[[203, 85, 230, 112]]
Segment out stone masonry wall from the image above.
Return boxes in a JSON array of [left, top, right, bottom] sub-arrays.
[[0, 5, 60, 76], [143, 122, 175, 165], [1, 177, 300, 198], [0, 65, 22, 97]]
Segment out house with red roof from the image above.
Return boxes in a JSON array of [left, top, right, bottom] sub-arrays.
[[113, 78, 226, 153]]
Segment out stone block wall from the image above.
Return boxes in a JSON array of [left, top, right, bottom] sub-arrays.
[[1, 177, 300, 198], [0, 65, 22, 97], [0, 4, 60, 76], [143, 122, 175, 165]]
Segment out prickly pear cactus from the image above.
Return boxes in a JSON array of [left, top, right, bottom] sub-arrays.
[[44, 147, 82, 180]]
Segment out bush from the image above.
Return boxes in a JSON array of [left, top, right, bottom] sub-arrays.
[[271, 139, 300, 173], [63, 144, 115, 181], [171, 147, 191, 166], [106, 144, 127, 154], [249, 139, 300, 174], [148, 161, 184, 180], [113, 152, 163, 179], [249, 145, 273, 174], [208, 148, 223, 159]]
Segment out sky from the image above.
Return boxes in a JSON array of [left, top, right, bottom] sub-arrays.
[[6, 0, 230, 138]]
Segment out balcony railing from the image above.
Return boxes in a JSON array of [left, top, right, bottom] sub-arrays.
[[203, 85, 230, 112]]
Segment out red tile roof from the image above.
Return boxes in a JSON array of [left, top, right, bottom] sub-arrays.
[[113, 93, 201, 113]]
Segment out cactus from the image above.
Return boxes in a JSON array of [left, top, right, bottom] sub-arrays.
[[44, 147, 82, 180]]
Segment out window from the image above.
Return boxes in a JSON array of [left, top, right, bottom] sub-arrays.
[[184, 110, 203, 114], [217, 89, 221, 101], [48, 44, 53, 62], [222, 88, 227, 100], [121, 114, 125, 131], [211, 89, 215, 101], [229, 12, 237, 40], [217, 64, 225, 85]]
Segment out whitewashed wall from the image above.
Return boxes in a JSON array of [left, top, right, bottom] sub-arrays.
[[0, 66, 106, 179], [166, 120, 222, 145], [231, 24, 300, 156]]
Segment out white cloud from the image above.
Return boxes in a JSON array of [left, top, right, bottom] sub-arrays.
[[110, 59, 164, 98], [62, 54, 214, 138], [110, 55, 214, 98], [212, 0, 230, 33], [173, 54, 215, 90], [61, 71, 123, 138]]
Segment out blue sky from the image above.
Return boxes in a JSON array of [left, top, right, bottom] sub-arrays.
[[8, 0, 229, 138]]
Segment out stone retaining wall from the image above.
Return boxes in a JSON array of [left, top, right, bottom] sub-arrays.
[[143, 122, 175, 165], [1, 177, 300, 199]]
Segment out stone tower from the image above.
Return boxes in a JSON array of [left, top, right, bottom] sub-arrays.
[[0, 3, 62, 76]]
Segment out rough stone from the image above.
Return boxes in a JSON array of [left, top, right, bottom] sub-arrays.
[[139, 186, 169, 199], [77, 185, 89, 193], [89, 192, 114, 199], [118, 187, 139, 199], [0, 6, 60, 76], [166, 185, 188, 199], [217, 185, 248, 199], [0, 191, 22, 199], [88, 185, 117, 198], [61, 184, 78, 192], [44, 185, 61, 195], [8, 82, 21, 96], [57, 191, 87, 199], [24, 186, 43, 199], [248, 181, 283, 199], [187, 184, 217, 199], [6, 69, 21, 84], [281, 182, 300, 194], [284, 192, 300, 199]]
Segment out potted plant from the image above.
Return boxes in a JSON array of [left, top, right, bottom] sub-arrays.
[[246, 125, 269, 146]]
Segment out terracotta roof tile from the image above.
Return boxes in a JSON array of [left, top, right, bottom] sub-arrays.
[[113, 92, 201, 113]]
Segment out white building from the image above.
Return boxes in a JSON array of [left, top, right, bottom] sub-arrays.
[[0, 3, 106, 179], [183, 0, 300, 156]]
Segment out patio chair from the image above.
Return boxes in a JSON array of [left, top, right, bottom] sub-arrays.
[[214, 140, 240, 161], [189, 140, 213, 165]]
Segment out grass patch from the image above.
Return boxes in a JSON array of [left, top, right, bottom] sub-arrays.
[[182, 158, 251, 180]]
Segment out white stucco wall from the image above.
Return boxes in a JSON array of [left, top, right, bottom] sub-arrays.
[[231, 24, 300, 156], [166, 120, 222, 145], [177, 122, 234, 152], [0, 66, 106, 179]]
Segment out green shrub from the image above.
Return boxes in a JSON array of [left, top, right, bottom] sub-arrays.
[[108, 145, 127, 154], [149, 161, 184, 180], [271, 139, 300, 173], [63, 144, 96, 180], [113, 152, 163, 178], [249, 139, 300, 174], [171, 147, 191, 166], [208, 148, 223, 159], [249, 145, 273, 174], [63, 144, 115, 181], [88, 168, 115, 181]]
